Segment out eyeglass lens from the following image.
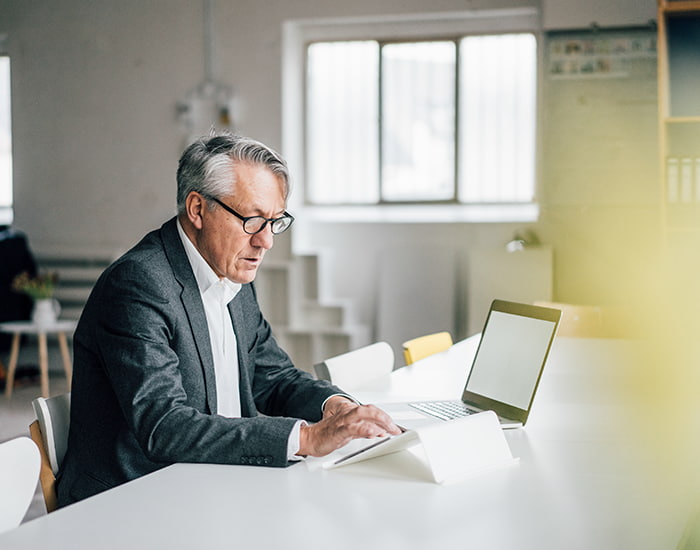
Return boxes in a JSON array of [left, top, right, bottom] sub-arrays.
[[244, 216, 293, 235], [206, 195, 294, 235]]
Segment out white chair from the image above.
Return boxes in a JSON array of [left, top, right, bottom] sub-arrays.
[[28, 393, 71, 513], [313, 342, 394, 392], [0, 436, 41, 534]]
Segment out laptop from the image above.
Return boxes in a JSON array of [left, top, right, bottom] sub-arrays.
[[380, 299, 561, 430], [322, 300, 561, 469]]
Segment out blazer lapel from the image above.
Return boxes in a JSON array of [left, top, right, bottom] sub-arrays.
[[160, 218, 218, 414], [229, 293, 255, 417]]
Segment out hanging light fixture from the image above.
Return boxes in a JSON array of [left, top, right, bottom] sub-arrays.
[[176, 0, 235, 144]]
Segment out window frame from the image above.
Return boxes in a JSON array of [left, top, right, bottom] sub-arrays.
[[282, 9, 543, 223], [0, 33, 12, 225]]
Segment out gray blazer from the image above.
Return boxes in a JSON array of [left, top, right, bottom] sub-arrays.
[[56, 218, 341, 507]]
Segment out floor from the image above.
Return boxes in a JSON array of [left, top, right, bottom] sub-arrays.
[[1, 369, 69, 523]]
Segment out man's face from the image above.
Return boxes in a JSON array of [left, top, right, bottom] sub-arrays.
[[192, 162, 286, 284]]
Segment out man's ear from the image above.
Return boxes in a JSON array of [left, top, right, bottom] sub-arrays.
[[185, 192, 206, 230]]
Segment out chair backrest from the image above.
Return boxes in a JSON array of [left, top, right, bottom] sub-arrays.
[[402, 331, 453, 365], [32, 394, 71, 474], [29, 393, 71, 513], [313, 342, 394, 392], [0, 436, 41, 534]]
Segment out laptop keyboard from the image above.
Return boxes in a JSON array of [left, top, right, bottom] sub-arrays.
[[409, 400, 477, 421]]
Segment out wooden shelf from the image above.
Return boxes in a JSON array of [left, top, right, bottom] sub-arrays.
[[659, 1, 700, 14]]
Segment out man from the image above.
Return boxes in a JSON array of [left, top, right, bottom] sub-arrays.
[[56, 133, 399, 507]]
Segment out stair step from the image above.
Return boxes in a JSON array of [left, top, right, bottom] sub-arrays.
[[50, 266, 106, 283], [295, 301, 345, 328], [53, 286, 93, 303], [273, 324, 371, 373]]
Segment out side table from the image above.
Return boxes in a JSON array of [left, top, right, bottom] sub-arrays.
[[0, 320, 77, 398]]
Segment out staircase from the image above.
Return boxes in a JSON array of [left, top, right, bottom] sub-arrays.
[[254, 253, 370, 373], [39, 255, 113, 322]]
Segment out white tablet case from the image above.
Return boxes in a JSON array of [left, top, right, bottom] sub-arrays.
[[323, 411, 518, 484]]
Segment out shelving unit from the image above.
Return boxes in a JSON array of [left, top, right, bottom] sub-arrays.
[[657, 0, 700, 310], [658, 0, 700, 231]]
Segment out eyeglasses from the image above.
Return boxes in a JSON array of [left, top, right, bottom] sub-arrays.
[[208, 196, 295, 235]]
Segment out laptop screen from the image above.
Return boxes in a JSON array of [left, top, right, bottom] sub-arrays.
[[462, 300, 560, 420]]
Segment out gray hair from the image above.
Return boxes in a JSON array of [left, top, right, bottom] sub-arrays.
[[176, 133, 290, 214]]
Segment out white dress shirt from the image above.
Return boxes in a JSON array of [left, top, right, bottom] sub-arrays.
[[176, 220, 303, 458], [177, 220, 241, 417]]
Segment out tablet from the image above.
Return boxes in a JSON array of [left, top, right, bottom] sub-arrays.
[[322, 429, 420, 469]]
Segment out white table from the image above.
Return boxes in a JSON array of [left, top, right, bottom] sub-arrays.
[[1, 336, 698, 549], [0, 320, 76, 398]]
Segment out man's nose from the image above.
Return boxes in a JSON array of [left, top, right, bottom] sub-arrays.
[[251, 224, 275, 249]]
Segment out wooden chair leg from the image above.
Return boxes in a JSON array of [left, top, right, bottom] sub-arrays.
[[4, 332, 21, 398], [29, 420, 58, 513]]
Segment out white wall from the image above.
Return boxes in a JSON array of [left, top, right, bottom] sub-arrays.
[[0, 0, 662, 350], [3, 1, 204, 254]]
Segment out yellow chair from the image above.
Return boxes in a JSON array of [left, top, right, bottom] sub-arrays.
[[402, 331, 453, 365]]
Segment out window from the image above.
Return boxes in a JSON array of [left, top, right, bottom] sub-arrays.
[[0, 53, 11, 224], [306, 41, 379, 204], [381, 41, 456, 202], [459, 35, 537, 203], [302, 21, 538, 207]]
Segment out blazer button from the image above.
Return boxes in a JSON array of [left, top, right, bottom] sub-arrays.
[[264, 457, 272, 465]]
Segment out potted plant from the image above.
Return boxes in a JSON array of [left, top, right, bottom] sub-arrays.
[[11, 271, 60, 325]]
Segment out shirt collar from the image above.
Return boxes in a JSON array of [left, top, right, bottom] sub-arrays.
[[176, 218, 241, 301]]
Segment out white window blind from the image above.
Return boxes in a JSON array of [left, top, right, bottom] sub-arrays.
[[459, 34, 537, 203], [381, 41, 456, 202], [306, 41, 379, 204]]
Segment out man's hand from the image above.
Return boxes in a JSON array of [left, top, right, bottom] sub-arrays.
[[297, 398, 401, 457], [322, 395, 360, 418]]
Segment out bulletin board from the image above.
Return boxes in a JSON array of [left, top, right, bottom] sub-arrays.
[[547, 28, 656, 79]]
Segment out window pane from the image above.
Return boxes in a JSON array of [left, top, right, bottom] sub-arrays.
[[382, 42, 455, 202], [0, 57, 11, 213], [306, 41, 379, 204], [459, 34, 536, 203]]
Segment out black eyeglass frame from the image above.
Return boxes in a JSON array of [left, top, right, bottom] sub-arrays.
[[207, 195, 295, 235]]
